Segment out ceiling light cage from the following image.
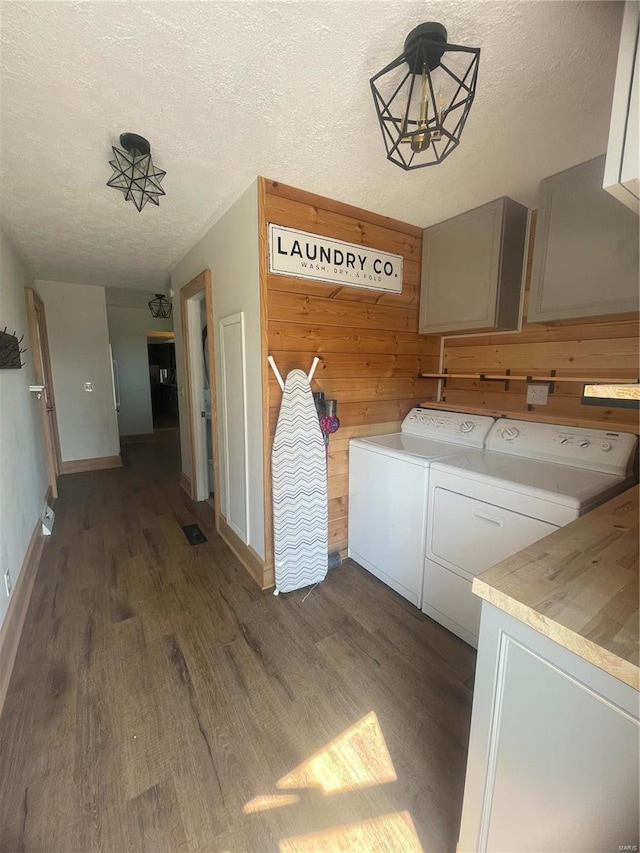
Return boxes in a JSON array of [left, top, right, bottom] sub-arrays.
[[370, 22, 480, 170], [107, 133, 166, 211], [148, 293, 172, 319]]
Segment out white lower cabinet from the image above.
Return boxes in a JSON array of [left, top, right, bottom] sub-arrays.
[[422, 559, 481, 648], [458, 603, 640, 852]]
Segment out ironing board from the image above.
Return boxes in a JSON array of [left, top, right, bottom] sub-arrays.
[[272, 368, 328, 594]]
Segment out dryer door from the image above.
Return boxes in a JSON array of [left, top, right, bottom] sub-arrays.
[[429, 487, 558, 581]]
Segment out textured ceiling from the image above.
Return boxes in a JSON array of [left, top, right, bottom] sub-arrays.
[[0, 1, 624, 291]]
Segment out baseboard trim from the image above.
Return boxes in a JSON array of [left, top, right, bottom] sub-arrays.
[[120, 433, 154, 445], [179, 472, 192, 498], [44, 485, 54, 509], [0, 516, 46, 716], [218, 515, 270, 590], [60, 454, 122, 474]]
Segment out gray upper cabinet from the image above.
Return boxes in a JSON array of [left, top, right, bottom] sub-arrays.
[[603, 1, 639, 213], [419, 197, 528, 335], [528, 156, 640, 323]]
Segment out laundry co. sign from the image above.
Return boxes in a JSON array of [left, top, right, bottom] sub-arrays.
[[268, 224, 403, 294]]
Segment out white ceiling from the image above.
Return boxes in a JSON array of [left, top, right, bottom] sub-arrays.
[[0, 1, 624, 292]]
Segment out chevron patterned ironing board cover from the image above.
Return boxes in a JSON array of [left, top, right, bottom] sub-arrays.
[[272, 368, 328, 593]]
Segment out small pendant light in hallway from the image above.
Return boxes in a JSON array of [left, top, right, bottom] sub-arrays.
[[148, 293, 173, 319]]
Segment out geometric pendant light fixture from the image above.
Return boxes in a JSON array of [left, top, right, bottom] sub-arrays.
[[107, 133, 166, 211], [148, 293, 172, 319], [370, 22, 480, 170]]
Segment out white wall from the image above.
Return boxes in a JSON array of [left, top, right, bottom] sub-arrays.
[[0, 229, 48, 631], [171, 181, 264, 559], [36, 280, 120, 462], [107, 305, 173, 437]]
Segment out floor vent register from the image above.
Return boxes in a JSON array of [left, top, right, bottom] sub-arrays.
[[182, 524, 207, 545]]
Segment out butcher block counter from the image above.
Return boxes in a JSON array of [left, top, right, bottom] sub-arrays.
[[472, 484, 639, 689], [458, 485, 639, 853]]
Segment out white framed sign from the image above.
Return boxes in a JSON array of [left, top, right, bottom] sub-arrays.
[[268, 224, 403, 294]]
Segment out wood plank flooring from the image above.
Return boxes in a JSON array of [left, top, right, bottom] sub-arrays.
[[0, 430, 476, 852]]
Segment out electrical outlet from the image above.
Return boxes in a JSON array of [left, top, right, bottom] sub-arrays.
[[4, 568, 12, 598], [526, 384, 549, 406]]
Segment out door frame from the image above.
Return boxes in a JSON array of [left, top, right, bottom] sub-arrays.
[[25, 287, 62, 499], [180, 270, 220, 524]]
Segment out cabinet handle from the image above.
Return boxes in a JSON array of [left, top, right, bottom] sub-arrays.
[[473, 510, 503, 527]]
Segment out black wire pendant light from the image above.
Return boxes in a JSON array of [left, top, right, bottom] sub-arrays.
[[148, 293, 172, 319], [107, 133, 166, 211], [370, 22, 480, 170]]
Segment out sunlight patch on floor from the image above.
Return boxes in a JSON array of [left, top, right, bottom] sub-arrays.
[[278, 810, 423, 852], [276, 711, 396, 796], [243, 794, 301, 814], [240, 711, 423, 851]]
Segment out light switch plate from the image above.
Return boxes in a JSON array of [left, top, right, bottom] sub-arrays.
[[526, 384, 549, 405]]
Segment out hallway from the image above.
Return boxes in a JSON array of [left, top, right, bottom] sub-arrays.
[[0, 433, 475, 852]]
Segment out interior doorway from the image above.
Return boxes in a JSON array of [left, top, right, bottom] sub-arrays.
[[25, 287, 62, 499], [147, 332, 179, 431], [180, 270, 219, 517]]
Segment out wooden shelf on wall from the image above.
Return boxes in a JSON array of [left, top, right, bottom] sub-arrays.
[[420, 372, 639, 385], [420, 401, 639, 435]]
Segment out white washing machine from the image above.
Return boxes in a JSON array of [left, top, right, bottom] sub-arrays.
[[348, 408, 495, 607], [423, 419, 638, 648]]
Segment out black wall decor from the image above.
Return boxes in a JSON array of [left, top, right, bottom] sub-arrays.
[[0, 327, 26, 368]]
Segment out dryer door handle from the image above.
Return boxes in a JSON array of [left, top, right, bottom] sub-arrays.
[[472, 510, 503, 528]]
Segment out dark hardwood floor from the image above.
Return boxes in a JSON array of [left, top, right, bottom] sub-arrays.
[[0, 431, 476, 852]]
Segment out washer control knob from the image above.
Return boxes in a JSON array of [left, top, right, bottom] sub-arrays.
[[501, 427, 520, 440], [460, 420, 475, 433], [601, 442, 613, 452], [578, 440, 591, 448]]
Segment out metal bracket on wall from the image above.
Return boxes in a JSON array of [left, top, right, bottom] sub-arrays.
[[525, 370, 556, 395]]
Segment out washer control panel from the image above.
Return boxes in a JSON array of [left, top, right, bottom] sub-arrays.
[[401, 408, 495, 447], [486, 418, 638, 475]]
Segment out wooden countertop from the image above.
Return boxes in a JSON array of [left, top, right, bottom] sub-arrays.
[[472, 485, 639, 690]]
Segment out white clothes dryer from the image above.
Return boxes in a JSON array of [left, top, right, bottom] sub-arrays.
[[423, 419, 638, 647]]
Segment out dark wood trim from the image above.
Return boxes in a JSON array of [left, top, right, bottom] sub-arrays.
[[60, 455, 122, 474], [0, 515, 45, 715]]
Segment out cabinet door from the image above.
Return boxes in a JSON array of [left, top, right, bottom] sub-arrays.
[[529, 156, 640, 322], [604, 1, 639, 212], [419, 199, 505, 334], [459, 606, 640, 853]]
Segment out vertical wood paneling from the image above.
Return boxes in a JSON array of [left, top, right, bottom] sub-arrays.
[[439, 212, 640, 434], [260, 178, 439, 563]]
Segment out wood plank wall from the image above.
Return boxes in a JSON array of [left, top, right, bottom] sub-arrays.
[[259, 178, 440, 567], [439, 212, 640, 435]]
